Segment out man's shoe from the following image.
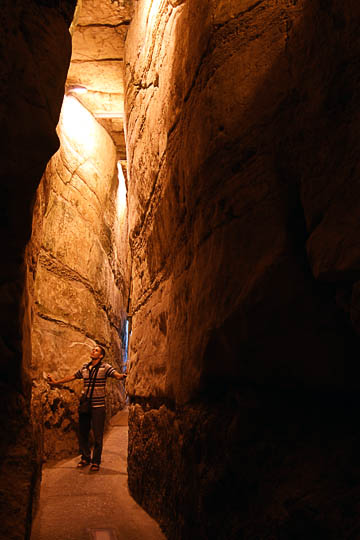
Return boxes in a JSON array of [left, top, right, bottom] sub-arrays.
[[90, 464, 100, 472], [77, 459, 90, 468]]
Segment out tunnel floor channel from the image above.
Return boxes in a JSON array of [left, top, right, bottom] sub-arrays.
[[31, 408, 165, 540]]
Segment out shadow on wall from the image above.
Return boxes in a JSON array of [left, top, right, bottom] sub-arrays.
[[193, 0, 360, 394], [127, 1, 360, 539], [0, 2, 77, 538], [193, 0, 360, 535]]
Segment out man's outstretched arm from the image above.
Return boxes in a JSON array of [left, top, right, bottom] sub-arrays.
[[113, 370, 127, 381], [47, 374, 76, 386]]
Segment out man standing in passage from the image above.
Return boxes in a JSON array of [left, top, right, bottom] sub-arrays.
[[47, 344, 126, 471]]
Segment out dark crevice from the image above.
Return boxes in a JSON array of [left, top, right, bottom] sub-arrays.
[[70, 57, 124, 63], [77, 22, 131, 28]]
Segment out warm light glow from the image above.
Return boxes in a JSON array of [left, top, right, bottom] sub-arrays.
[[93, 112, 124, 118], [146, 0, 163, 26], [116, 161, 127, 220], [139, 0, 164, 37], [66, 84, 88, 95], [60, 95, 98, 154]]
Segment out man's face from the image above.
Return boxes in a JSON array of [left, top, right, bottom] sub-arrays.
[[90, 346, 103, 360]]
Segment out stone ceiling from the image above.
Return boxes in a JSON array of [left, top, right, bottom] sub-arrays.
[[65, 0, 133, 160]]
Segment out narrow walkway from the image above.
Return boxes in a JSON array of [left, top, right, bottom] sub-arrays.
[[31, 409, 165, 540]]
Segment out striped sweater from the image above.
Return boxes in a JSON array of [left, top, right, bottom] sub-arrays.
[[74, 362, 116, 408]]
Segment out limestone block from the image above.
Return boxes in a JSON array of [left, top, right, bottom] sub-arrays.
[[77, 0, 132, 26], [67, 60, 124, 93], [126, 281, 169, 397], [126, 0, 292, 400], [213, 0, 262, 24], [0, 4, 72, 177], [125, 0, 360, 537], [0, 2, 77, 537], [75, 91, 124, 116], [72, 25, 126, 61], [27, 98, 129, 458], [34, 265, 112, 343], [32, 317, 96, 377], [58, 96, 117, 190], [125, 0, 360, 405], [128, 386, 360, 539]]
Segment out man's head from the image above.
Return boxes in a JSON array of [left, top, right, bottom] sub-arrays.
[[90, 344, 106, 362]]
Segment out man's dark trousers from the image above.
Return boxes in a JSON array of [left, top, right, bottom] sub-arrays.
[[79, 407, 106, 465]]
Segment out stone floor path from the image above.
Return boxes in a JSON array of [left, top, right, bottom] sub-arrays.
[[31, 409, 166, 540]]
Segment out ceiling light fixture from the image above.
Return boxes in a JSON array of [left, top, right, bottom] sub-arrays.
[[66, 84, 88, 95]]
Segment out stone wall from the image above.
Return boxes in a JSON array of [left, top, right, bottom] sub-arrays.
[[27, 96, 129, 459], [0, 2, 77, 538], [125, 1, 360, 538]]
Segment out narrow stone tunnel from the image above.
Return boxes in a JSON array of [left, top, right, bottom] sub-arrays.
[[3, 0, 360, 539]]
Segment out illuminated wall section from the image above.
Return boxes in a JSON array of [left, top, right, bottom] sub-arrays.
[[27, 96, 130, 459]]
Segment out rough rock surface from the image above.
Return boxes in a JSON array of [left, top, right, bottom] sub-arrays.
[[125, 0, 360, 537], [67, 0, 133, 159], [26, 96, 129, 459], [0, 2, 77, 538], [129, 391, 360, 540], [0, 1, 132, 537]]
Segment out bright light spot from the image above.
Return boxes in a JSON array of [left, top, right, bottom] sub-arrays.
[[88, 529, 116, 540], [67, 84, 87, 95], [93, 112, 124, 119], [94, 532, 111, 540], [60, 96, 98, 155], [116, 161, 127, 220], [139, 0, 163, 36], [148, 0, 163, 24]]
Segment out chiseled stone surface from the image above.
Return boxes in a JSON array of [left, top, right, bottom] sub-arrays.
[[0, 0, 75, 382], [125, 0, 360, 537], [0, 2, 77, 538], [67, 59, 124, 93], [77, 0, 132, 26], [67, 0, 132, 157], [129, 391, 360, 540], [27, 97, 129, 459], [71, 24, 126, 61]]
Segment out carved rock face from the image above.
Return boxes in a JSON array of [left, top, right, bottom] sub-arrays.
[[27, 96, 129, 457], [125, 0, 360, 400], [124, 0, 360, 538], [0, 1, 74, 381], [0, 0, 131, 532], [0, 2, 77, 536], [22, 0, 132, 461], [66, 0, 133, 159], [3, 0, 360, 537]]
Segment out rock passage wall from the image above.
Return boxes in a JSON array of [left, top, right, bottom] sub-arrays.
[[0, 1, 132, 535], [67, 0, 133, 160], [27, 96, 129, 459], [2, 0, 360, 537], [0, 2, 77, 537], [125, 1, 360, 538]]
